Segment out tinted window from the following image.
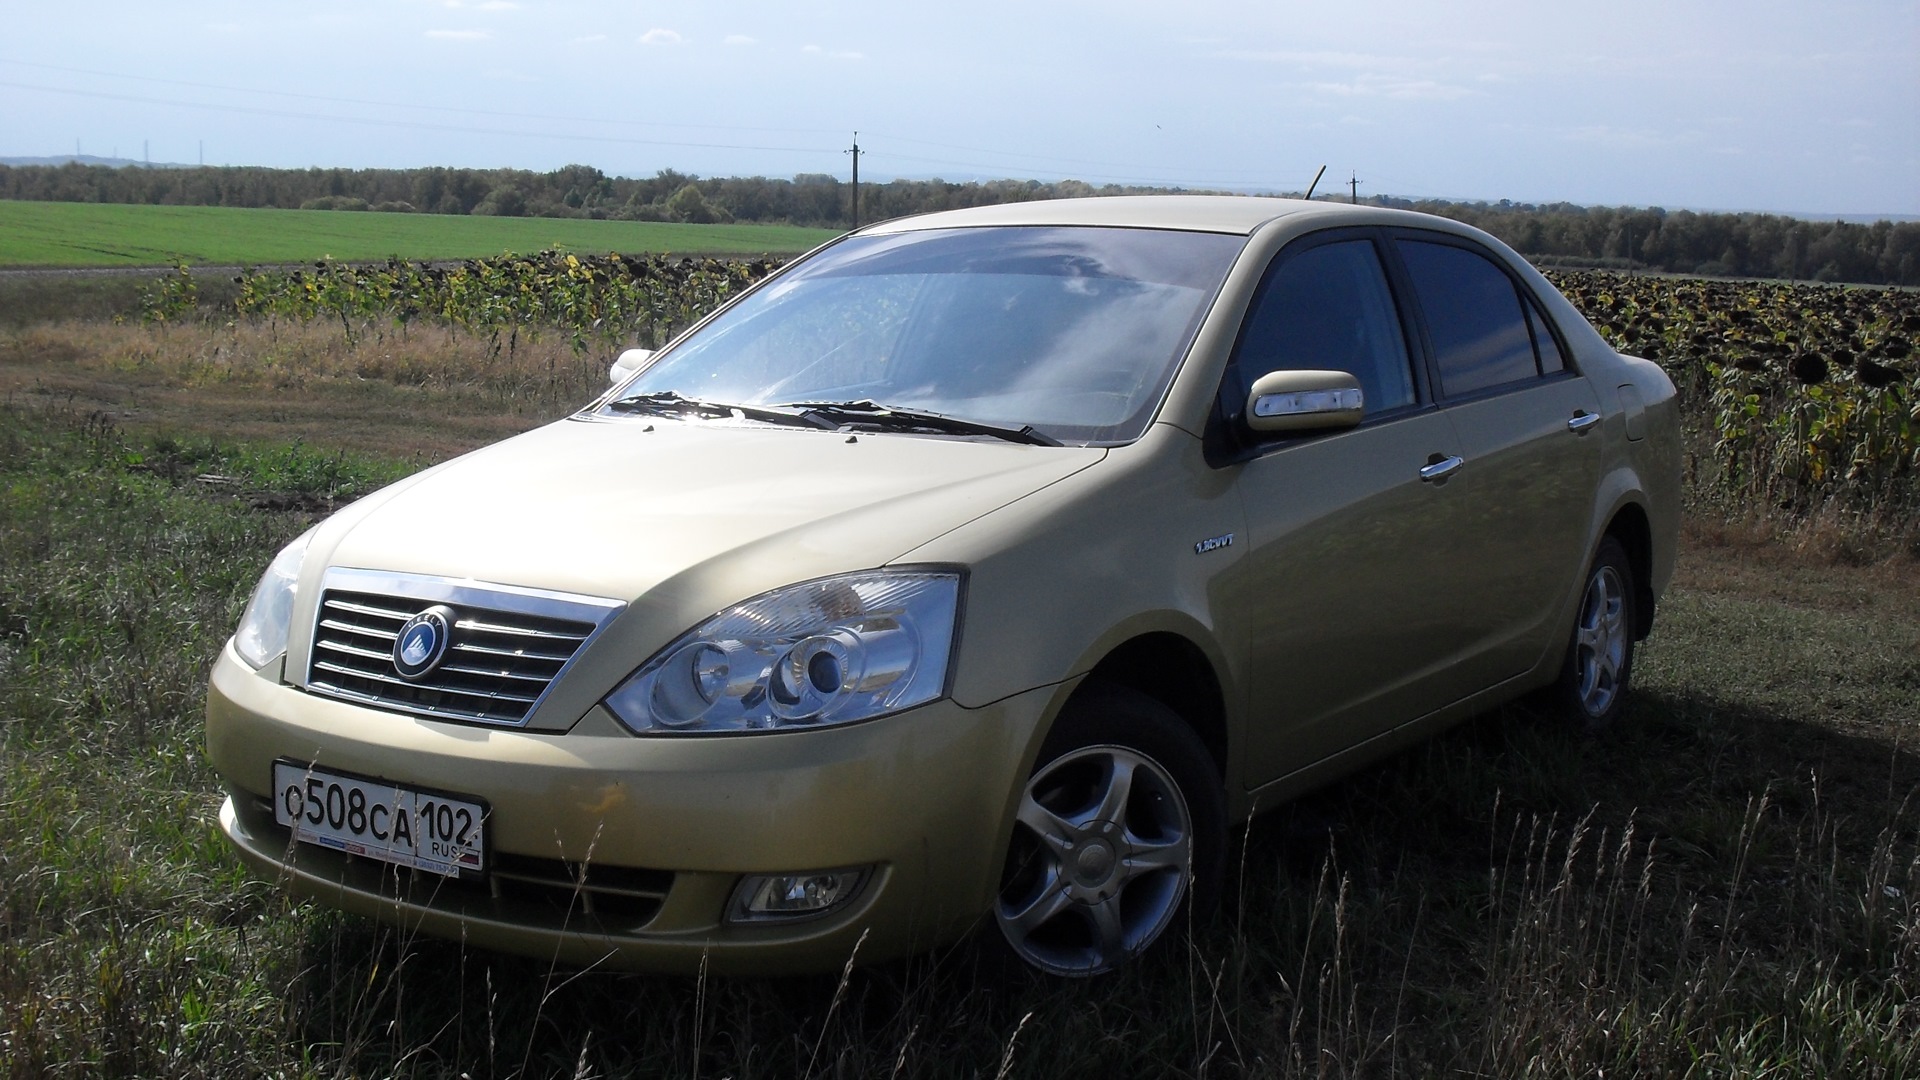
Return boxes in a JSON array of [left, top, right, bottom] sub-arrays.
[[1525, 297, 1566, 374], [1228, 239, 1415, 416], [1397, 239, 1538, 396]]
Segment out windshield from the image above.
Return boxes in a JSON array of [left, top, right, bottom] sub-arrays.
[[599, 225, 1247, 445]]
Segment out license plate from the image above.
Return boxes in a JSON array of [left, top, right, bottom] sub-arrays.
[[272, 760, 488, 879]]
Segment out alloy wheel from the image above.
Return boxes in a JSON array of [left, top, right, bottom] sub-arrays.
[[1572, 563, 1629, 718], [995, 745, 1192, 976]]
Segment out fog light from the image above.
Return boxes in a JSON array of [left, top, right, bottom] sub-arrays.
[[728, 868, 869, 923]]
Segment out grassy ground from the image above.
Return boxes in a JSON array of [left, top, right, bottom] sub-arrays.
[[0, 200, 840, 268], [1, 310, 1916, 1077]]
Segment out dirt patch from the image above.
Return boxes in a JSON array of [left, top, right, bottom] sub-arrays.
[[0, 321, 581, 462]]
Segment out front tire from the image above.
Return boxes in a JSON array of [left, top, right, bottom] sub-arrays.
[[1553, 535, 1637, 731], [993, 683, 1225, 977]]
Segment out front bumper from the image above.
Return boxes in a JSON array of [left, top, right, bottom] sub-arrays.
[[206, 642, 1054, 975]]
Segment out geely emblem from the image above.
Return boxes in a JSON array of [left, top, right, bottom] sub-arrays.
[[393, 605, 457, 680]]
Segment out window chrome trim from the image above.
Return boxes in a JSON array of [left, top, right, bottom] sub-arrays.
[[296, 567, 626, 728]]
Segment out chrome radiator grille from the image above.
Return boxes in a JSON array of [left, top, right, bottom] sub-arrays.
[[304, 570, 622, 726]]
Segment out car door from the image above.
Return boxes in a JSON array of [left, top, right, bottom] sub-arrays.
[[1216, 232, 1486, 786], [1389, 234, 1604, 680]]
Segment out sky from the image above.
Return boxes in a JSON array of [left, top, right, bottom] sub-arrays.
[[3, 0, 1916, 218]]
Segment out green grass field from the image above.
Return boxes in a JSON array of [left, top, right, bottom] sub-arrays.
[[1, 394, 1913, 1078], [1, 275, 1915, 1077], [0, 200, 841, 267]]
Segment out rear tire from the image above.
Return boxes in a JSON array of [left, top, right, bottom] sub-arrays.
[[992, 683, 1225, 977], [1552, 535, 1637, 731]]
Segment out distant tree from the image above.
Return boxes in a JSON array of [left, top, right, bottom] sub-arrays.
[[0, 160, 1913, 284], [666, 183, 730, 224], [472, 185, 527, 217]]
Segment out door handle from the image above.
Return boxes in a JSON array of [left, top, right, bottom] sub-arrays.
[[1419, 455, 1464, 483], [1567, 411, 1601, 434]]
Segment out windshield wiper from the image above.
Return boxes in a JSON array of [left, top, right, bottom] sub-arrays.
[[606, 391, 837, 431], [780, 400, 1062, 447]]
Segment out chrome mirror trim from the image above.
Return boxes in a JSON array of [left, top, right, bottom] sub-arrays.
[[1245, 369, 1364, 434]]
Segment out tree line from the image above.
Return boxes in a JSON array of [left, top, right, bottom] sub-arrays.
[[2, 161, 1914, 285]]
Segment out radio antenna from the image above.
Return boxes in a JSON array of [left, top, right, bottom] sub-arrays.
[[1303, 165, 1327, 200]]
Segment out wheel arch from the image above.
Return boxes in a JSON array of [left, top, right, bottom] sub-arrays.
[[1603, 500, 1656, 640], [1080, 631, 1230, 781]]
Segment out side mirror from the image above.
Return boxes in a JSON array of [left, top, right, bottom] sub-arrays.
[[1245, 369, 1364, 434], [609, 348, 653, 386]]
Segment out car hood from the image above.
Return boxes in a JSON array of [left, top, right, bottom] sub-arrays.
[[320, 415, 1106, 604]]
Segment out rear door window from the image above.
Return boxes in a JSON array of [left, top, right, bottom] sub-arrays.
[[1396, 239, 1544, 397]]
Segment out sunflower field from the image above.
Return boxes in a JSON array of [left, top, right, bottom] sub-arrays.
[[1549, 271, 1919, 513], [141, 250, 780, 358], [140, 256, 1920, 515]]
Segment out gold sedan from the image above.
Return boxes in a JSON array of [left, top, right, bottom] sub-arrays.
[[207, 196, 1679, 977]]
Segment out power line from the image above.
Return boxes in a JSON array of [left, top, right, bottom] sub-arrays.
[[0, 80, 829, 157], [861, 147, 1291, 190], [862, 130, 1201, 176], [0, 57, 846, 139], [1, 58, 1316, 192]]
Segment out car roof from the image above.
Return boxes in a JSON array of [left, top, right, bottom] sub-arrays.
[[857, 195, 1392, 236]]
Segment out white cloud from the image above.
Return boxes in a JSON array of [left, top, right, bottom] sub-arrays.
[[1557, 125, 1690, 150], [639, 28, 683, 46], [426, 29, 489, 41], [1220, 49, 1408, 69], [724, 34, 756, 46], [1300, 74, 1474, 101], [478, 0, 518, 8], [801, 44, 862, 60]]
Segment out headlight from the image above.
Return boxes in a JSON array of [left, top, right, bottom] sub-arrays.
[[605, 570, 961, 734], [233, 528, 316, 669]]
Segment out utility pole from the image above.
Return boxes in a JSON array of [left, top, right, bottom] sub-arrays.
[[845, 132, 865, 229], [1348, 172, 1362, 204]]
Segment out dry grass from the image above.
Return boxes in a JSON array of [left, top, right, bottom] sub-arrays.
[[0, 319, 605, 460], [1679, 511, 1920, 619]]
